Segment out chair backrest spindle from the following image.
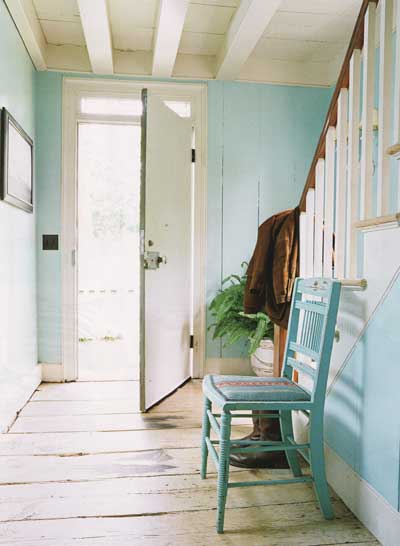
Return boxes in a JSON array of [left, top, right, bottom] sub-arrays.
[[282, 278, 341, 402]]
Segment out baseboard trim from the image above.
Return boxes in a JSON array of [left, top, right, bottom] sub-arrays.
[[40, 363, 64, 382], [325, 444, 400, 546], [205, 357, 253, 375], [0, 366, 41, 432]]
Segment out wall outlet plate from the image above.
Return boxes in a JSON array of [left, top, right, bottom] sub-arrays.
[[42, 234, 59, 250]]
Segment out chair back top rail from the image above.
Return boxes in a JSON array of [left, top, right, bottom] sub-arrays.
[[299, 0, 379, 212]]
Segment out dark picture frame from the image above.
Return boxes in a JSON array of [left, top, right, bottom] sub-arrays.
[[0, 107, 33, 213]]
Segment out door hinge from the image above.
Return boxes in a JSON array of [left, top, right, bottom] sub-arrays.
[[191, 148, 196, 163], [189, 335, 194, 349]]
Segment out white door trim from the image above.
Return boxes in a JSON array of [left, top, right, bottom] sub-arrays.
[[61, 77, 207, 381]]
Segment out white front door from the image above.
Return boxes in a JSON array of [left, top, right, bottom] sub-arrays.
[[140, 90, 193, 411]]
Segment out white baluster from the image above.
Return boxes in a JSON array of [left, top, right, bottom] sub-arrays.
[[323, 127, 336, 278], [314, 159, 325, 277], [305, 188, 315, 277], [360, 2, 376, 220], [377, 0, 394, 216], [394, 0, 400, 209], [335, 88, 349, 279], [346, 49, 361, 278], [299, 212, 307, 278]]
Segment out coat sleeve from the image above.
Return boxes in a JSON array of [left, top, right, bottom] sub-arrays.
[[244, 219, 273, 313], [272, 208, 298, 304]]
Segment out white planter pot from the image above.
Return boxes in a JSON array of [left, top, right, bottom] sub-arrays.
[[250, 339, 274, 377]]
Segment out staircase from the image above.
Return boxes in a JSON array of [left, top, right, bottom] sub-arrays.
[[296, 2, 400, 544]]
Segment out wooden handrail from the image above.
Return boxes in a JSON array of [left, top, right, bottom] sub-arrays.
[[299, 0, 379, 211]]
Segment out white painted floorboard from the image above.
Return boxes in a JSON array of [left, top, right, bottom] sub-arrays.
[[0, 380, 379, 545]]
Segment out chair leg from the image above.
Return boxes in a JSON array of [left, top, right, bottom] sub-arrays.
[[216, 411, 231, 534], [309, 413, 334, 519], [280, 410, 302, 477], [201, 396, 211, 479]]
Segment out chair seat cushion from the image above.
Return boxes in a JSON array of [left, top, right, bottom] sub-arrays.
[[203, 375, 310, 403]]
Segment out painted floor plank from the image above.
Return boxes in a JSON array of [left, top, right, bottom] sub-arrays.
[[9, 412, 204, 433], [1, 379, 378, 545], [31, 381, 140, 402], [19, 396, 203, 417], [0, 426, 252, 456], [0, 447, 248, 485], [0, 471, 318, 522], [0, 502, 377, 546]]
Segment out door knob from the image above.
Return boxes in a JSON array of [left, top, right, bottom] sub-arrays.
[[144, 251, 167, 269]]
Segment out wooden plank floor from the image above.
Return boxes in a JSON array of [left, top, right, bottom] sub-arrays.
[[0, 380, 379, 546]]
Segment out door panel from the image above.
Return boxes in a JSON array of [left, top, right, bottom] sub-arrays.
[[140, 90, 192, 411]]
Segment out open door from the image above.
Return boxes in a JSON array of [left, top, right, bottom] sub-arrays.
[[140, 90, 192, 411]]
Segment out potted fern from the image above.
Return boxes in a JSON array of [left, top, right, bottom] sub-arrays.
[[209, 263, 275, 376]]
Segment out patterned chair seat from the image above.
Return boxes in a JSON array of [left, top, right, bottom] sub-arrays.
[[203, 374, 311, 405]]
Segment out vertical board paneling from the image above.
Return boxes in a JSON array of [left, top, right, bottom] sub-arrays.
[[259, 87, 296, 222], [334, 88, 349, 279], [360, 3, 376, 220], [314, 159, 325, 277], [221, 83, 261, 357], [377, 0, 394, 216], [346, 50, 361, 278]]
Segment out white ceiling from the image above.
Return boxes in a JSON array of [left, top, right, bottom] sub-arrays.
[[23, 0, 364, 86]]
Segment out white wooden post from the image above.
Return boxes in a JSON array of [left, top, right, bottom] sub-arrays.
[[299, 212, 307, 278], [314, 159, 325, 277], [377, 0, 394, 216], [394, 0, 400, 209], [346, 49, 361, 277], [335, 88, 349, 279], [305, 189, 315, 277], [360, 2, 376, 220], [323, 127, 336, 278]]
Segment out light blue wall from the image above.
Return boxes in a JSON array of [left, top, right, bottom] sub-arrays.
[[34, 73, 331, 363], [35, 73, 62, 363], [206, 81, 332, 358], [0, 1, 37, 390], [326, 276, 400, 511]]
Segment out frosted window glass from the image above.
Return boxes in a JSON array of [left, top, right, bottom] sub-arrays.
[[81, 97, 143, 116], [164, 100, 191, 118]]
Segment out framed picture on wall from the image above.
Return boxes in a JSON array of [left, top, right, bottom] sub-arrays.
[[0, 107, 33, 213]]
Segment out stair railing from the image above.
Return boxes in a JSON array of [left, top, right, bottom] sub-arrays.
[[299, 0, 400, 284]]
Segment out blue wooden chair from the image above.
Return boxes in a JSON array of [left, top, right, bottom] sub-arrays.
[[201, 277, 341, 533]]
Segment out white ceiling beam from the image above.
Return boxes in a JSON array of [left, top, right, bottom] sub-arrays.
[[77, 0, 113, 75], [152, 0, 190, 78], [5, 0, 47, 70], [216, 0, 281, 80]]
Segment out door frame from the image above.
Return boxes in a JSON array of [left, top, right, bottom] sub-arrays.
[[61, 77, 207, 381]]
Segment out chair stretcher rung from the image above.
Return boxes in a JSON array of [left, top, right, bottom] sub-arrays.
[[287, 357, 316, 379], [213, 413, 280, 419], [205, 437, 219, 469], [207, 410, 220, 435], [230, 442, 310, 454], [295, 300, 327, 315], [228, 476, 313, 488], [289, 342, 319, 361]]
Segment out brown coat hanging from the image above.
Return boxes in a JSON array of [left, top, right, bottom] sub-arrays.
[[244, 207, 300, 329]]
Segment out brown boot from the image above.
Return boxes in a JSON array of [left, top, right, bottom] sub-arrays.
[[229, 410, 289, 469]]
